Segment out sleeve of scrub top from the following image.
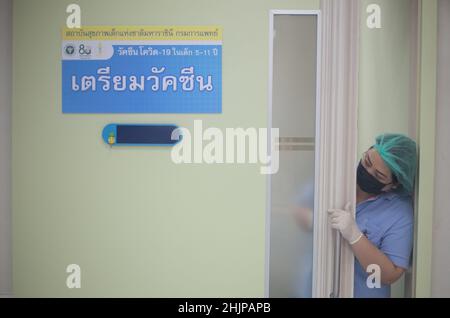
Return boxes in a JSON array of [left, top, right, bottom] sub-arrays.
[[379, 217, 414, 269]]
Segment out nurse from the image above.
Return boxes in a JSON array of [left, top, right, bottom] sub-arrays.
[[328, 133, 417, 298]]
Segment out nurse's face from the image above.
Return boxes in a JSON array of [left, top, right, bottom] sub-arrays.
[[361, 148, 397, 192]]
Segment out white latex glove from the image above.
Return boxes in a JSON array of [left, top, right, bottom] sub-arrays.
[[327, 202, 363, 245]]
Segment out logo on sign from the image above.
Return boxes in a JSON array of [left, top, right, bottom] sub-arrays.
[[64, 44, 75, 56]]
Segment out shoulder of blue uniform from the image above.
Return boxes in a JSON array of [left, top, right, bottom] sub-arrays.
[[382, 191, 414, 224]]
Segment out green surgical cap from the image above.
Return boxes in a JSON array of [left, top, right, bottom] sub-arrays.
[[373, 133, 417, 195]]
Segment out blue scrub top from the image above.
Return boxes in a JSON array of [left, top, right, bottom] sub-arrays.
[[354, 191, 414, 298]]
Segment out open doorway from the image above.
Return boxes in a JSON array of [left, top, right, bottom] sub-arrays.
[[358, 0, 420, 298]]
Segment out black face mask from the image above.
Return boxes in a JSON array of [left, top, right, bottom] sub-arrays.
[[357, 161, 390, 195]]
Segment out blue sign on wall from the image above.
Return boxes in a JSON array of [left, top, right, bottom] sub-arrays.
[[61, 26, 222, 113]]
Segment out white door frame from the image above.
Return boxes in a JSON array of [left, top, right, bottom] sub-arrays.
[[266, 9, 323, 298]]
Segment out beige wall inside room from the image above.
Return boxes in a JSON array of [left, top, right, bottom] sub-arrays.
[[12, 0, 319, 297], [358, 0, 419, 298], [431, 0, 450, 298], [358, 0, 417, 154]]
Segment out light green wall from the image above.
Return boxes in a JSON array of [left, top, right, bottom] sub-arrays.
[[12, 0, 319, 297], [415, 0, 437, 298], [358, 0, 417, 298]]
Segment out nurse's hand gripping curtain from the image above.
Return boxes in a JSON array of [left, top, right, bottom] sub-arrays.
[[328, 203, 363, 245]]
